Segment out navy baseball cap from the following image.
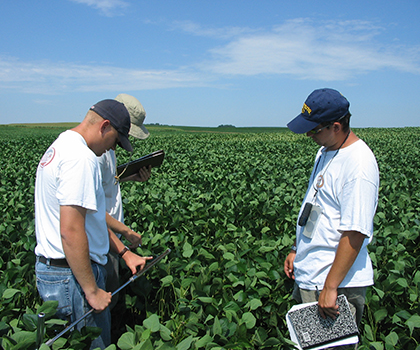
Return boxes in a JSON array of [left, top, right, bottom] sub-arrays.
[[287, 88, 350, 134], [90, 99, 133, 152]]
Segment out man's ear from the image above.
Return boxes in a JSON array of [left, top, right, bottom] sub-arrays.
[[332, 122, 341, 132], [100, 119, 112, 134]]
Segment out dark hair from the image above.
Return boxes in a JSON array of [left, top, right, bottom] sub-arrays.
[[321, 112, 351, 132], [338, 112, 351, 132]]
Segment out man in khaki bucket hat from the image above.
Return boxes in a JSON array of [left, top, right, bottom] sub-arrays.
[[98, 94, 152, 342]]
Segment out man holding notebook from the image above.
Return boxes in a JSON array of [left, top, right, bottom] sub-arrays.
[[283, 88, 379, 343]]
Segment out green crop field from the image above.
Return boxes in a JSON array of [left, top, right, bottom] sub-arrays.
[[0, 124, 419, 349]]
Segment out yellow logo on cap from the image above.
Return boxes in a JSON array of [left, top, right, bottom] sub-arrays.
[[302, 103, 311, 115]]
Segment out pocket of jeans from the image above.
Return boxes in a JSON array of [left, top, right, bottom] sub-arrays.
[[36, 274, 73, 319], [91, 263, 107, 290]]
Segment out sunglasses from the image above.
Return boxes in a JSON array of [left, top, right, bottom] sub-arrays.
[[308, 123, 332, 135]]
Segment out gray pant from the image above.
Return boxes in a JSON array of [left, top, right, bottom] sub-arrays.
[[105, 251, 120, 310]]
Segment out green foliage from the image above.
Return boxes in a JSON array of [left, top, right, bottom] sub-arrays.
[[0, 125, 419, 349]]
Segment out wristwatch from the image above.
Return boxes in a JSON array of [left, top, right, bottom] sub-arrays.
[[291, 245, 297, 252], [118, 246, 130, 258]]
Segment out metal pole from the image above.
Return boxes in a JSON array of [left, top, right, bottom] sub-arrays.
[[44, 248, 171, 347], [35, 312, 46, 349]]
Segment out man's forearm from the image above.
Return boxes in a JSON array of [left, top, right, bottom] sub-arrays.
[[318, 230, 366, 318], [106, 213, 142, 248], [106, 212, 129, 236], [60, 205, 99, 296], [324, 230, 366, 290], [109, 228, 128, 255], [62, 233, 98, 295]]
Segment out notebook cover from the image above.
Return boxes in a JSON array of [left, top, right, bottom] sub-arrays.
[[287, 295, 359, 349], [116, 150, 164, 179]]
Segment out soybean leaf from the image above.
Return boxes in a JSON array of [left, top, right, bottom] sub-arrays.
[[143, 314, 161, 332], [241, 312, 256, 329], [117, 332, 136, 350], [406, 314, 420, 335], [2, 288, 21, 299], [374, 308, 388, 323], [176, 335, 194, 350]]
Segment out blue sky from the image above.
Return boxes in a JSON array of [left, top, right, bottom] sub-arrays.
[[1, 0, 419, 128]]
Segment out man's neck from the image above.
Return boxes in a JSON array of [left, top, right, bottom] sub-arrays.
[[71, 122, 98, 154], [326, 130, 357, 151]]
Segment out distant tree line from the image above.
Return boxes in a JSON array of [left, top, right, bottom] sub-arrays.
[[146, 123, 237, 128], [217, 124, 236, 128]]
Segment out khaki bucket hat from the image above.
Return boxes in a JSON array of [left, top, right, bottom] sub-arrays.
[[115, 93, 150, 140]]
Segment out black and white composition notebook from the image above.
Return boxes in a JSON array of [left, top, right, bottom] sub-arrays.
[[286, 295, 359, 350]]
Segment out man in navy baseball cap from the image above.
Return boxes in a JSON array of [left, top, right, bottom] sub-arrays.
[[287, 88, 350, 134], [90, 99, 133, 152]]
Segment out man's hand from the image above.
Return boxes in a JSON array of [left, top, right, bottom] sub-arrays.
[[124, 229, 142, 249], [85, 287, 112, 313], [122, 251, 153, 275], [284, 251, 296, 279], [317, 287, 339, 319], [122, 165, 152, 183]]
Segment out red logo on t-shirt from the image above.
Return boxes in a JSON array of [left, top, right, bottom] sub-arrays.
[[40, 148, 55, 168]]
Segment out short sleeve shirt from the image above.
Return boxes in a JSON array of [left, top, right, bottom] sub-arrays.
[[34, 130, 109, 265]]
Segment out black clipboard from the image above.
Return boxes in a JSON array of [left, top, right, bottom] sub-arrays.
[[116, 150, 165, 180]]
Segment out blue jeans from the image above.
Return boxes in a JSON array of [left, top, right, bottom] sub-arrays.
[[35, 259, 111, 349]]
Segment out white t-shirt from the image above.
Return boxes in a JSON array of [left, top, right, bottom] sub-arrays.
[[98, 150, 124, 224], [294, 139, 379, 290], [34, 130, 109, 265]]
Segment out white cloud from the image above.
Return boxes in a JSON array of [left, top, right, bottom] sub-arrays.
[[69, 0, 129, 16], [170, 20, 258, 40], [0, 57, 207, 94], [200, 19, 420, 80], [1, 19, 419, 96]]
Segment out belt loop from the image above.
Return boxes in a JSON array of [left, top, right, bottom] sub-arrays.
[[46, 258, 51, 268]]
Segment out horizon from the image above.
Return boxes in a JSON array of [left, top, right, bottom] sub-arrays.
[[2, 122, 417, 130]]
